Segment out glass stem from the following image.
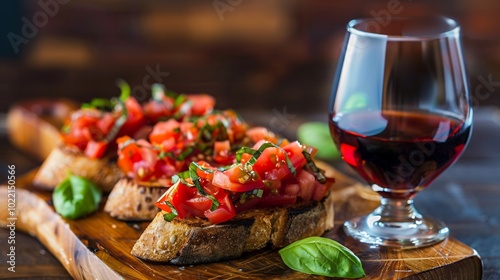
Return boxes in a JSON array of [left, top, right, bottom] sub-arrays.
[[371, 198, 422, 224]]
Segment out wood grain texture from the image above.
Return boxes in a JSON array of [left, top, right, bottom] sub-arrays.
[[0, 167, 482, 280]]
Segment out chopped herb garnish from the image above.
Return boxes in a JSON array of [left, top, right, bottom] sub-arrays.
[[302, 151, 327, 184], [116, 79, 131, 102], [81, 98, 114, 111], [163, 201, 178, 222], [236, 142, 297, 177], [152, 83, 165, 101]]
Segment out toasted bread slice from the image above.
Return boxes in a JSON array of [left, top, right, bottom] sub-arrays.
[[7, 99, 78, 161], [33, 144, 122, 192], [131, 190, 334, 265], [104, 177, 168, 221]]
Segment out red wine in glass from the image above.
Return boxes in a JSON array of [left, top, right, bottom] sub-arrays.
[[329, 17, 473, 247], [329, 110, 471, 199]]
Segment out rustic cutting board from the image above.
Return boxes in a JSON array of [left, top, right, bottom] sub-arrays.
[[0, 166, 482, 280]]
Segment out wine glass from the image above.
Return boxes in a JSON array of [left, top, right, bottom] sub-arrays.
[[329, 17, 472, 247]]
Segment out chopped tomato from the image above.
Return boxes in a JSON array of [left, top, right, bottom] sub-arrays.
[[282, 141, 307, 170], [212, 169, 263, 192], [245, 127, 280, 144], [204, 206, 235, 224], [184, 196, 213, 217], [213, 140, 233, 165], [312, 180, 329, 202], [154, 139, 332, 224], [204, 192, 235, 224], [251, 145, 285, 177], [143, 96, 174, 123], [155, 183, 178, 213], [168, 182, 193, 219], [246, 141, 307, 181], [96, 113, 116, 134], [61, 127, 88, 150], [85, 140, 108, 159], [61, 96, 145, 159], [195, 161, 217, 181], [186, 94, 215, 116], [149, 119, 181, 144], [284, 183, 300, 196], [296, 169, 315, 202], [120, 97, 146, 137]]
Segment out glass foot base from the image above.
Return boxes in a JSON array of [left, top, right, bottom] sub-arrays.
[[344, 215, 449, 248]]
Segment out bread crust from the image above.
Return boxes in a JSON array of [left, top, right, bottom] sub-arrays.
[[104, 177, 168, 221], [33, 144, 123, 192], [131, 191, 334, 265]]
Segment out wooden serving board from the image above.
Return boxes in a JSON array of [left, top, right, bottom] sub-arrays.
[[0, 167, 482, 280]]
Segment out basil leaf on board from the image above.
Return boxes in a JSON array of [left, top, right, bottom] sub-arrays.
[[52, 174, 102, 220], [279, 236, 365, 278], [297, 122, 340, 161]]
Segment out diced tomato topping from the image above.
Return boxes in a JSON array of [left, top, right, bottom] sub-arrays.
[[284, 183, 300, 196], [282, 141, 308, 170], [312, 180, 329, 202], [296, 169, 315, 202], [212, 169, 263, 192], [153, 139, 332, 224], [195, 161, 217, 181], [120, 97, 146, 137], [204, 206, 235, 224], [85, 140, 108, 159], [143, 96, 175, 123], [245, 127, 280, 144], [167, 182, 193, 219], [204, 192, 236, 224], [149, 119, 181, 144], [186, 94, 215, 116], [251, 146, 285, 177], [184, 196, 213, 217], [60, 97, 145, 159], [213, 140, 233, 165]]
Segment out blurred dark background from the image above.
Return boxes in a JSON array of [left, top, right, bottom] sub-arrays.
[[1, 0, 500, 116]]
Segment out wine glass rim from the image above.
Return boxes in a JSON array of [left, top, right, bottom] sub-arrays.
[[347, 16, 460, 41]]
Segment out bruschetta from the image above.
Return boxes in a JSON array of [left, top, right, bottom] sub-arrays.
[[131, 139, 334, 264], [104, 110, 251, 220], [33, 82, 216, 192]]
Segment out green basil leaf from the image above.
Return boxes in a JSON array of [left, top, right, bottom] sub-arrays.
[[116, 79, 131, 102], [52, 174, 102, 220], [163, 213, 177, 222], [302, 151, 327, 184], [279, 236, 365, 278], [81, 98, 114, 111], [104, 103, 128, 143], [297, 122, 340, 160]]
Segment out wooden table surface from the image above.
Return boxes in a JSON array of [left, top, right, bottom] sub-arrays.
[[0, 107, 499, 279]]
